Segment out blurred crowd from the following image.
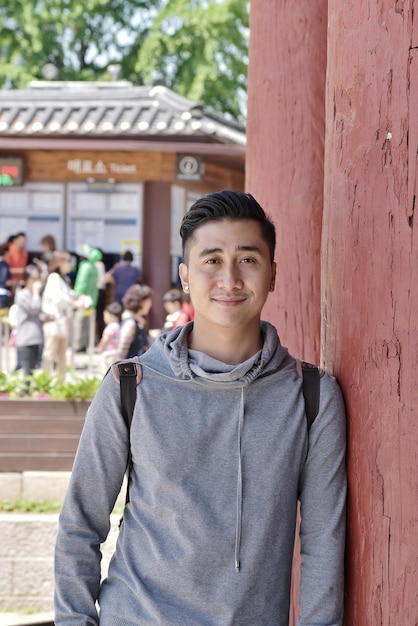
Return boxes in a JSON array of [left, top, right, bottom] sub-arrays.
[[0, 232, 193, 384]]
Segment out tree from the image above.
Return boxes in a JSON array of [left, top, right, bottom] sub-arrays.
[[0, 0, 249, 121]]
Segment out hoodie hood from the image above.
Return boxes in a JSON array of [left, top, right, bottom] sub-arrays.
[[143, 320, 292, 386], [76, 243, 102, 262], [88, 247, 102, 263]]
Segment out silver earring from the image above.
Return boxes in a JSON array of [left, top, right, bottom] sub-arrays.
[[183, 284, 189, 292]]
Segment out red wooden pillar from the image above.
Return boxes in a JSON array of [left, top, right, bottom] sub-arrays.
[[322, 1, 418, 623], [246, 0, 328, 364], [246, 2, 328, 624], [142, 181, 172, 330]]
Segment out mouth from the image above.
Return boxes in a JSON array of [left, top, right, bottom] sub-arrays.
[[212, 296, 247, 307]]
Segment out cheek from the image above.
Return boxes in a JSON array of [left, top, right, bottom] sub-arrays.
[[189, 271, 213, 291]]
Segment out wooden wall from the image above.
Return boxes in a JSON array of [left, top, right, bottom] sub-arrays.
[[247, 0, 418, 624], [322, 1, 418, 623]]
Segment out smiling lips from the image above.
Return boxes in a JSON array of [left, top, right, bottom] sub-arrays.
[[212, 294, 248, 306]]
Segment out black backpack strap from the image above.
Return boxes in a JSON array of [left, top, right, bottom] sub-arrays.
[[301, 361, 321, 430], [118, 361, 139, 430], [111, 357, 142, 507]]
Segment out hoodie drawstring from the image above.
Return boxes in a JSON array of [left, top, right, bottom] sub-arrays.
[[235, 387, 244, 572]]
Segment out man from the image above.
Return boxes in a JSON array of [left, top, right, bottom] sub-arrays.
[[105, 249, 140, 305], [54, 190, 346, 625], [7, 232, 28, 289]]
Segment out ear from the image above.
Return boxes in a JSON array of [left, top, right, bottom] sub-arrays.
[[269, 262, 277, 292], [179, 262, 189, 291]]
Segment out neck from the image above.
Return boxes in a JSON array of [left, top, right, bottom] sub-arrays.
[[188, 320, 263, 365]]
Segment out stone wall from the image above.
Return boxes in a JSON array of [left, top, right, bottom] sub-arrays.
[[0, 472, 125, 613]]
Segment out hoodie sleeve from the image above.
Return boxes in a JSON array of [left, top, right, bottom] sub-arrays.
[[297, 373, 347, 626], [54, 371, 129, 626]]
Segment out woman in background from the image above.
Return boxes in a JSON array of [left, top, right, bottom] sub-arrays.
[[117, 284, 152, 359], [41, 252, 84, 377]]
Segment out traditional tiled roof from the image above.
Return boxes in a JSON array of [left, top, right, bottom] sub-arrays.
[[0, 81, 246, 146]]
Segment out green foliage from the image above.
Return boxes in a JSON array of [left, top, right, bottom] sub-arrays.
[[0, 606, 39, 615], [0, 0, 248, 120], [0, 498, 124, 515], [0, 369, 101, 399], [0, 499, 62, 513]]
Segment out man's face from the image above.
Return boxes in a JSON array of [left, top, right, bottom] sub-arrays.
[[179, 218, 276, 332]]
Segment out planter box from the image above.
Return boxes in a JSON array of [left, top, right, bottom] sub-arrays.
[[0, 399, 90, 472]]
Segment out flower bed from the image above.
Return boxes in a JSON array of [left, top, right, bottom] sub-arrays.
[[0, 371, 101, 472]]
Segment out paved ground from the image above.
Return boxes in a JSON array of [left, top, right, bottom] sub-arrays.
[[0, 614, 53, 626]]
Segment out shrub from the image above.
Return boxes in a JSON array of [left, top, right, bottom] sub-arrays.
[[0, 369, 102, 399]]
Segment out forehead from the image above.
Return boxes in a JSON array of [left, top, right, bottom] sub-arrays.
[[186, 218, 268, 256]]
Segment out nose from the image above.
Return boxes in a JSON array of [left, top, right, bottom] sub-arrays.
[[217, 264, 243, 290]]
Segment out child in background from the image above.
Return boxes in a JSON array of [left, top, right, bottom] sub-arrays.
[[149, 288, 194, 340], [162, 288, 184, 331], [97, 301, 122, 369], [164, 288, 194, 330]]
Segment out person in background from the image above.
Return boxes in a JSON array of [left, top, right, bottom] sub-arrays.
[[0, 241, 11, 309], [8, 232, 28, 292], [33, 234, 57, 282], [96, 301, 122, 370], [41, 251, 83, 377], [40, 233, 56, 259], [161, 287, 183, 331], [148, 287, 184, 340], [117, 283, 152, 359], [94, 248, 107, 344], [32, 233, 57, 369], [105, 250, 140, 305], [150, 287, 195, 340], [73, 245, 101, 353], [172, 291, 194, 329], [54, 190, 346, 625], [14, 264, 43, 382]]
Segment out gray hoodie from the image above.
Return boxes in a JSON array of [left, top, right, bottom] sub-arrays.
[[54, 321, 346, 625]]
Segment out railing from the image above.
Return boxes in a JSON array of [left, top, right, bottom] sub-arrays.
[[0, 306, 98, 375]]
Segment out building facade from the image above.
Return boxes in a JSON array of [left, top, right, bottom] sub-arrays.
[[0, 81, 245, 326]]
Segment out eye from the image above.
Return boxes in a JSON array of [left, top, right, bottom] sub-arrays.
[[205, 258, 220, 264], [240, 257, 255, 263]]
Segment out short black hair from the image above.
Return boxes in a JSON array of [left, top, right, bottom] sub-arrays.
[[106, 301, 122, 318], [163, 288, 183, 303], [180, 190, 276, 262], [0, 241, 10, 256], [122, 250, 134, 262]]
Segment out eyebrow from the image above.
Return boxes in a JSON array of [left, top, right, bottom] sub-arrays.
[[198, 245, 262, 258]]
